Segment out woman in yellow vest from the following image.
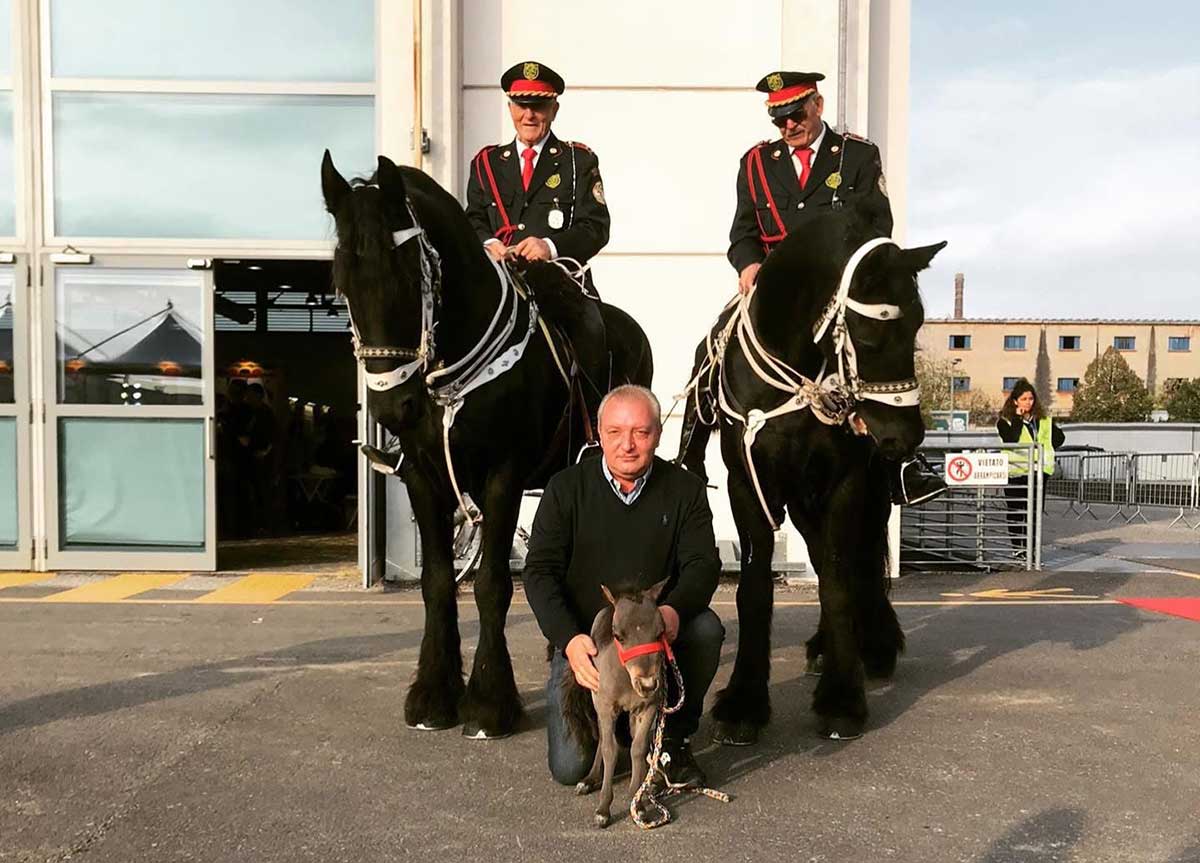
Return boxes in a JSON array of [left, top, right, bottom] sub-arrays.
[[996, 379, 1065, 552]]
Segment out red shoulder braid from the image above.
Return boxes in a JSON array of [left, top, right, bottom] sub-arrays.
[[565, 140, 592, 152]]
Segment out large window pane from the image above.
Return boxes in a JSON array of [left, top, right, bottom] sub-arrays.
[[0, 93, 13, 236], [0, 418, 15, 546], [59, 418, 205, 548], [56, 268, 205, 405], [53, 93, 374, 239], [50, 0, 373, 82]]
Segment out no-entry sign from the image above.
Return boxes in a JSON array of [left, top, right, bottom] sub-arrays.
[[944, 452, 1010, 486]]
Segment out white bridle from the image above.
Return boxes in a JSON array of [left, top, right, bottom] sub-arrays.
[[342, 196, 547, 533], [811, 236, 921, 408], [345, 210, 441, 394]]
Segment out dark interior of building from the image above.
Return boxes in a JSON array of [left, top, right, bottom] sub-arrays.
[[213, 258, 358, 573]]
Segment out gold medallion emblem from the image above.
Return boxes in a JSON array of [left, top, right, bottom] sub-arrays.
[[500, 149, 510, 159], [546, 173, 561, 189], [523, 62, 539, 80], [766, 73, 784, 92], [592, 180, 606, 206], [878, 173, 888, 198], [830, 145, 840, 154], [771, 149, 781, 160], [825, 172, 842, 190]]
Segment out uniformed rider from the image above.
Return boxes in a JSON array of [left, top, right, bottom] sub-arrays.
[[463, 60, 611, 433], [465, 60, 610, 298], [720, 71, 945, 506]]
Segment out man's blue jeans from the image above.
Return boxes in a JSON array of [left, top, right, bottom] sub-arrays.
[[545, 608, 725, 785]]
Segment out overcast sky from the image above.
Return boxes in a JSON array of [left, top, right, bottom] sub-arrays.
[[909, 1, 1200, 320]]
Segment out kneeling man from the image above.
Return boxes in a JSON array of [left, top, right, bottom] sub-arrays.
[[524, 385, 724, 788]]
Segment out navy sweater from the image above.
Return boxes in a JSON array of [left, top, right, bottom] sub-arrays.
[[523, 456, 721, 651]]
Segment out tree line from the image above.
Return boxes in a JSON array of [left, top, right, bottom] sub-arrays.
[[915, 347, 1200, 426]]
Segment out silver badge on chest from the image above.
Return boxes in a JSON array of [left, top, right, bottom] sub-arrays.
[[548, 208, 564, 230]]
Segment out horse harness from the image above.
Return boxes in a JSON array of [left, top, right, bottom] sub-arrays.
[[689, 237, 920, 530], [343, 197, 576, 526]]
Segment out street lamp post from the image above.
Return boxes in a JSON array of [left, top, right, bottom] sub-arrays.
[[949, 357, 963, 416]]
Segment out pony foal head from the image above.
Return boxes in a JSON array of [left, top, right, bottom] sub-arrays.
[[602, 579, 669, 699], [321, 150, 434, 431]]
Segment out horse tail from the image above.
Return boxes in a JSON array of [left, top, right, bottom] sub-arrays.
[[856, 449, 905, 677], [558, 660, 598, 747]]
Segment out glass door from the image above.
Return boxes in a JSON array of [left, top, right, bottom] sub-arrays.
[[42, 256, 216, 570], [0, 254, 31, 567]]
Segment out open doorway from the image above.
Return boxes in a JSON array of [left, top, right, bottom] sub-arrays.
[[213, 258, 358, 575]]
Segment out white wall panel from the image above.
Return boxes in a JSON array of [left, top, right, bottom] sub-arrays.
[[461, 90, 783, 253], [463, 0, 783, 88]]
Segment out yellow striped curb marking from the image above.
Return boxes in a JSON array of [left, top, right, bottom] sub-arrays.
[[43, 573, 186, 603], [194, 573, 315, 604], [0, 573, 45, 590]]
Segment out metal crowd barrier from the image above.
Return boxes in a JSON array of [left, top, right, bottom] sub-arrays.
[[1045, 451, 1200, 529], [901, 443, 1042, 572]]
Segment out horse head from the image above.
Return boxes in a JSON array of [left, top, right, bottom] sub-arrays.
[[322, 150, 437, 431], [601, 579, 669, 699], [824, 236, 947, 460]]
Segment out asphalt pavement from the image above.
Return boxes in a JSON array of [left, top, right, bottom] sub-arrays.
[[2, 570, 1199, 863]]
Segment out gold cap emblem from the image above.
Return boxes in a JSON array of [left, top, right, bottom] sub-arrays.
[[766, 73, 784, 92], [523, 62, 539, 81], [546, 173, 561, 189]]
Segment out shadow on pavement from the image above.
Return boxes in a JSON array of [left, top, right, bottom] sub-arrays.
[[0, 613, 532, 737], [976, 807, 1086, 863]]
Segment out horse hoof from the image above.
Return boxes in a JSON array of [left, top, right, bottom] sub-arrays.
[[593, 812, 611, 829], [461, 721, 512, 741], [575, 781, 596, 796], [405, 720, 458, 732], [817, 718, 864, 741], [712, 720, 759, 747], [804, 655, 824, 676]]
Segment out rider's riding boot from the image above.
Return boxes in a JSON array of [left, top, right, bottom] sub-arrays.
[[891, 454, 948, 506], [676, 400, 714, 484], [650, 737, 707, 791]]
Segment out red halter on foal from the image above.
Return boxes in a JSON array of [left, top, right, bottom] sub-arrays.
[[614, 636, 675, 666]]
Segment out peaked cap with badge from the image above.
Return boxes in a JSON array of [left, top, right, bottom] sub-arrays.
[[465, 60, 610, 293], [727, 70, 894, 276]]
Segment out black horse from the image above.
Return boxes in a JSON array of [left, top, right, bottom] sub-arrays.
[[321, 152, 653, 739], [678, 207, 945, 743]]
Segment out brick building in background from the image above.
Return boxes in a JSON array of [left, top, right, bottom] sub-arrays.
[[918, 275, 1200, 417]]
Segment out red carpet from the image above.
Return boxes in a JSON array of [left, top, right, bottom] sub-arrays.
[[1120, 598, 1200, 623]]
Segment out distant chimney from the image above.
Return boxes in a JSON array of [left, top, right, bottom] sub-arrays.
[[953, 273, 965, 319]]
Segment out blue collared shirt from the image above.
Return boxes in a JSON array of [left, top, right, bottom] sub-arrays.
[[601, 458, 653, 506]]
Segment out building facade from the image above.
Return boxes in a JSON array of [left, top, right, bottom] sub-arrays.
[[0, 0, 911, 577], [919, 318, 1200, 416]]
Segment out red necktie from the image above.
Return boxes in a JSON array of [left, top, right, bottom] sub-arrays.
[[521, 147, 536, 191], [793, 147, 813, 189]]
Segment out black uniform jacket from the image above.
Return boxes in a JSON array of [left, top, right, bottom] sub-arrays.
[[465, 132, 610, 268], [727, 123, 894, 275]]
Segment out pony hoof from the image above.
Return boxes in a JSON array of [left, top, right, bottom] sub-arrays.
[[818, 718, 864, 741], [593, 812, 611, 829], [804, 655, 824, 676], [461, 722, 511, 741], [712, 720, 759, 747], [574, 781, 596, 796]]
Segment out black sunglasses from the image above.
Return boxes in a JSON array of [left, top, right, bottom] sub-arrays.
[[771, 98, 813, 128]]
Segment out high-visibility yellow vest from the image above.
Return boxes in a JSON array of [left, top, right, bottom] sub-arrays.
[[1009, 418, 1055, 477]]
